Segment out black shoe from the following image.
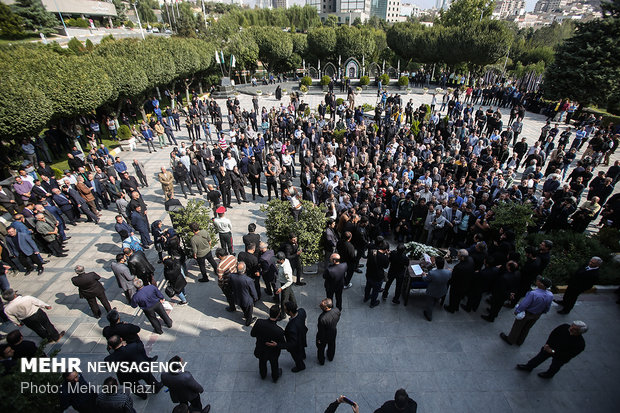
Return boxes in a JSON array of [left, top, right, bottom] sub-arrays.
[[225, 306, 236, 312], [198, 277, 210, 283], [245, 316, 257, 326], [56, 253, 68, 257], [273, 368, 282, 383], [154, 382, 164, 393], [553, 299, 564, 305], [499, 333, 512, 345], [516, 364, 532, 372], [37, 268, 45, 275], [460, 304, 471, 312], [443, 305, 455, 313], [178, 301, 188, 305], [538, 372, 553, 379], [318, 360, 325, 366], [64, 236, 72, 240], [363, 296, 370, 303], [24, 269, 32, 276], [295, 281, 306, 286], [370, 301, 380, 308], [382, 295, 387, 301], [392, 299, 400, 305], [481, 315, 495, 322], [423, 311, 432, 322], [354, 269, 363, 273], [557, 309, 570, 314], [291, 366, 305, 373]]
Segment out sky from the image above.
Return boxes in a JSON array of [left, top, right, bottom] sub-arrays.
[[278, 0, 538, 12]]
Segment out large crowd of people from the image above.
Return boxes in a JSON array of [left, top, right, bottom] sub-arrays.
[[1, 78, 618, 412]]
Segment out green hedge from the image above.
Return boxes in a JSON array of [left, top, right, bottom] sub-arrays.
[[527, 231, 620, 286]]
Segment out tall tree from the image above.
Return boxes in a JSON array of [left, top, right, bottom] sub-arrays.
[[438, 0, 495, 27], [543, 3, 620, 112], [11, 0, 57, 36], [0, 3, 25, 39]]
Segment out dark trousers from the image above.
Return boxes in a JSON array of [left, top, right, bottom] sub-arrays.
[[85, 293, 112, 318], [424, 295, 441, 320], [289, 347, 306, 370], [221, 186, 231, 206], [142, 301, 173, 334], [344, 261, 355, 285], [364, 279, 382, 306], [263, 277, 276, 296], [233, 185, 247, 203], [278, 286, 296, 316], [560, 285, 586, 313], [317, 336, 336, 364], [137, 173, 148, 187], [326, 288, 343, 311], [249, 178, 263, 198], [194, 177, 208, 194], [506, 312, 541, 345], [218, 232, 233, 255], [253, 276, 262, 300], [196, 251, 218, 279], [258, 354, 280, 381], [241, 304, 254, 323], [221, 284, 236, 310], [266, 180, 277, 200], [22, 308, 60, 341], [447, 285, 466, 312], [19, 253, 43, 272], [179, 179, 194, 197], [525, 347, 567, 376], [383, 273, 404, 301]]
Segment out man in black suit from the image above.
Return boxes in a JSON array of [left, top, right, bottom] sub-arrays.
[[284, 301, 308, 373], [516, 321, 587, 378], [51, 188, 77, 225], [238, 242, 261, 300], [0, 185, 18, 214], [323, 253, 347, 311], [71, 265, 112, 318], [161, 355, 211, 413], [229, 262, 258, 326], [337, 231, 357, 289], [363, 240, 390, 308], [282, 232, 306, 286], [242, 223, 261, 256], [250, 305, 286, 382], [444, 249, 475, 313], [104, 335, 163, 399], [259, 242, 278, 297], [6, 329, 38, 359], [554, 257, 602, 314], [304, 183, 320, 205], [102, 309, 156, 362], [124, 247, 155, 286], [316, 298, 341, 365]]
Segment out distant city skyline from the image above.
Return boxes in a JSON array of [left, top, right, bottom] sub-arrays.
[[265, 0, 538, 11]]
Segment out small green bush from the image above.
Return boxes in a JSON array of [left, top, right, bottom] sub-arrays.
[[301, 76, 312, 87], [379, 73, 390, 85], [359, 75, 370, 86], [320, 75, 331, 86], [300, 85, 308, 93], [117, 124, 132, 140], [66, 18, 89, 28], [51, 167, 64, 180], [169, 199, 218, 256], [335, 98, 344, 105], [261, 199, 326, 267], [361, 103, 374, 112], [332, 129, 346, 144], [398, 76, 409, 86]]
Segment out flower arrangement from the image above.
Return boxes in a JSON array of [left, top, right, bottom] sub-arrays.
[[256, 90, 263, 95], [404, 241, 443, 260], [355, 86, 362, 94]]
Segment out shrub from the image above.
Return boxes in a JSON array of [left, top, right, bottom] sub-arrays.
[[398, 76, 409, 86], [66, 18, 89, 28], [335, 98, 344, 105], [411, 120, 420, 136], [51, 167, 64, 180], [359, 75, 370, 86], [169, 199, 218, 256], [379, 73, 390, 85], [261, 199, 326, 267], [331, 128, 346, 144], [320, 75, 331, 86], [300, 85, 308, 93], [300, 76, 312, 87], [117, 124, 132, 140], [361, 103, 374, 112], [527, 231, 620, 286], [124, 20, 134, 28]]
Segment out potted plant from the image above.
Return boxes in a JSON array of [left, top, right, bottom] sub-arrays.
[[256, 90, 263, 96], [282, 88, 287, 95], [117, 124, 136, 151], [320, 75, 331, 91], [355, 86, 362, 94], [423, 87, 429, 94], [300, 85, 309, 94], [398, 75, 409, 90], [300, 75, 312, 88], [359, 75, 370, 89]]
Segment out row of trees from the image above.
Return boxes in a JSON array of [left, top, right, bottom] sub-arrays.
[[0, 36, 213, 141]]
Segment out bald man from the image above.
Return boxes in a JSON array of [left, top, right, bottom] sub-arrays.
[[322, 253, 347, 311]]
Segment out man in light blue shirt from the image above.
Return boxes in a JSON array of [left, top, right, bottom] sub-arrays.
[[500, 276, 553, 346]]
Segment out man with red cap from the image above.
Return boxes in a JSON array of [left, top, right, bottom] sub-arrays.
[[213, 206, 233, 255]]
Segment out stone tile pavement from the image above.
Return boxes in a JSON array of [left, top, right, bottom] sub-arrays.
[[1, 90, 619, 413]]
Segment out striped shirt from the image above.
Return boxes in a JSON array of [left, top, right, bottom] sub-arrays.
[[217, 255, 238, 279]]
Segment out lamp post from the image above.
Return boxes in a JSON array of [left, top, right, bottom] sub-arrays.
[[132, 2, 145, 40]]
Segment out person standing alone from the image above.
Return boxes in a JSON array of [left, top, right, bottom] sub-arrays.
[[316, 298, 341, 365]]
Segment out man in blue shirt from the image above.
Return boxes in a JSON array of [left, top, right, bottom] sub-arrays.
[[500, 276, 553, 346], [130, 278, 172, 335], [113, 157, 128, 174]]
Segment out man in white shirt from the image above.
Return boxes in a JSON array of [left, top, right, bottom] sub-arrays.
[[223, 152, 238, 171], [275, 252, 296, 320], [2, 289, 64, 342], [213, 206, 234, 255]]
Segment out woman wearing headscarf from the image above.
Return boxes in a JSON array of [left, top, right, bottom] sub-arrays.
[[163, 256, 188, 305]]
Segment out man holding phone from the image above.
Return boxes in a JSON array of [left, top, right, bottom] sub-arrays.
[[324, 395, 359, 413]]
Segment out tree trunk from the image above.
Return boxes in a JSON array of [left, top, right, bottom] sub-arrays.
[[156, 86, 162, 101], [170, 81, 176, 109], [199, 81, 203, 95]]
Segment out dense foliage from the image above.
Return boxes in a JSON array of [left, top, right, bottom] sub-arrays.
[[169, 199, 218, 255], [261, 199, 326, 267]]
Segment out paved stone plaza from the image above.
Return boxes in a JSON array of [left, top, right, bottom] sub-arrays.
[[2, 89, 619, 412]]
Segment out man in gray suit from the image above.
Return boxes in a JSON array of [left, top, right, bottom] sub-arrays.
[[111, 253, 135, 303], [423, 256, 451, 321]]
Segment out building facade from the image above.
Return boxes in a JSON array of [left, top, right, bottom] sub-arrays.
[[493, 0, 526, 18]]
